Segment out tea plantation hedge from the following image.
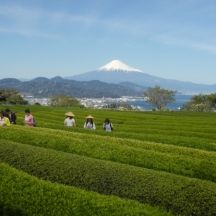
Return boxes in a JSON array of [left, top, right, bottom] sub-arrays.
[[0, 163, 170, 216], [1, 140, 216, 216], [3, 105, 216, 150], [1, 105, 216, 215], [1, 126, 216, 182], [0, 202, 25, 216]]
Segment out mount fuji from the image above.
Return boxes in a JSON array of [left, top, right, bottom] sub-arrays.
[[98, 59, 142, 72], [69, 60, 216, 94], [70, 60, 147, 84]]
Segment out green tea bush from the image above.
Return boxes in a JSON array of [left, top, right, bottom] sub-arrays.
[[1, 141, 216, 216], [2, 105, 216, 147], [0, 202, 25, 216], [0, 163, 170, 216], [1, 127, 216, 182]]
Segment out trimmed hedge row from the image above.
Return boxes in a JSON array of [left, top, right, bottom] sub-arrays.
[[29, 114, 216, 141], [113, 126, 216, 141], [1, 127, 216, 182], [2, 119, 216, 151], [33, 108, 216, 138], [3, 105, 216, 149], [0, 163, 170, 216], [113, 131, 216, 151], [4, 125, 216, 160], [30, 120, 216, 151], [1, 140, 216, 216]]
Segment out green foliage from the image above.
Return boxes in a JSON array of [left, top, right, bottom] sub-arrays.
[[144, 86, 176, 110], [0, 163, 170, 216], [6, 105, 216, 148], [183, 93, 216, 112], [0, 202, 25, 216], [1, 105, 216, 215], [1, 126, 216, 182], [1, 141, 216, 216], [50, 95, 80, 107], [106, 102, 133, 110], [0, 89, 27, 105]]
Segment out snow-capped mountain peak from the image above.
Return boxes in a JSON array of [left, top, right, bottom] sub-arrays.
[[98, 60, 143, 73]]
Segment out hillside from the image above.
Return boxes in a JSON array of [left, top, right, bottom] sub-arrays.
[[1, 105, 216, 215], [0, 77, 143, 98]]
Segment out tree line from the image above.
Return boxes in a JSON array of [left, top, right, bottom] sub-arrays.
[[144, 86, 216, 112], [1, 87, 216, 112], [0, 89, 27, 105]]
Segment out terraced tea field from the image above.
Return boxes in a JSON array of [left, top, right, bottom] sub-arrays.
[[1, 105, 216, 215]]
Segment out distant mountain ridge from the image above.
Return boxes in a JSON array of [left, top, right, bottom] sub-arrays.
[[69, 60, 216, 94], [1, 60, 216, 97], [0, 77, 143, 98]]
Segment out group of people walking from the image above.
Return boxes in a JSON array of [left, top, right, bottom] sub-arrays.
[[64, 112, 113, 132], [0, 108, 113, 132], [0, 108, 16, 126], [0, 108, 35, 127]]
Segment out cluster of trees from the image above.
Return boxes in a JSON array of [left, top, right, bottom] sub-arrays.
[[144, 86, 216, 112], [144, 86, 176, 111], [0, 89, 27, 105], [50, 95, 81, 107], [182, 93, 216, 112], [105, 102, 133, 110]]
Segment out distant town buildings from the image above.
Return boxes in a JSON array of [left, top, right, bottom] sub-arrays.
[[79, 97, 144, 110], [23, 95, 50, 106], [23, 95, 144, 110]]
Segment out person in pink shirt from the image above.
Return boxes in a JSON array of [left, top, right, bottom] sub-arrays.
[[24, 108, 35, 127]]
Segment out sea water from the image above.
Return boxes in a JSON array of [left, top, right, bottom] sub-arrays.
[[129, 95, 192, 111]]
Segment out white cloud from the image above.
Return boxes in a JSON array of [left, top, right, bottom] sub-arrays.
[[0, 4, 96, 25], [0, 26, 61, 39]]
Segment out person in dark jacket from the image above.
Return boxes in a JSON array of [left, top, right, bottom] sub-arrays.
[[5, 108, 16, 124]]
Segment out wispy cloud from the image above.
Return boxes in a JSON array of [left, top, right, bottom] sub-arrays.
[[152, 32, 216, 54], [0, 4, 97, 24], [0, 2, 216, 54], [191, 43, 216, 54], [0, 4, 96, 39], [0, 27, 61, 39]]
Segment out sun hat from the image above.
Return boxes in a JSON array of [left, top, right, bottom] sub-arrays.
[[65, 112, 75, 117], [86, 115, 94, 119]]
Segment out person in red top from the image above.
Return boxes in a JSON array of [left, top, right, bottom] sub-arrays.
[[24, 108, 34, 127]]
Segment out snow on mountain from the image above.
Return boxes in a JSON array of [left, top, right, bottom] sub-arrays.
[[67, 59, 216, 94], [98, 60, 143, 73]]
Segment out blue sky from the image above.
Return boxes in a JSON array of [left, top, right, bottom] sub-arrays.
[[0, 0, 216, 84]]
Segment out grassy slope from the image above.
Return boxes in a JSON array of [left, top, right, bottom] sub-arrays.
[[6, 105, 216, 151], [1, 105, 216, 215]]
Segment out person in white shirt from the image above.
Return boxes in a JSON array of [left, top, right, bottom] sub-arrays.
[[64, 112, 76, 127], [103, 118, 113, 132], [84, 115, 96, 130]]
